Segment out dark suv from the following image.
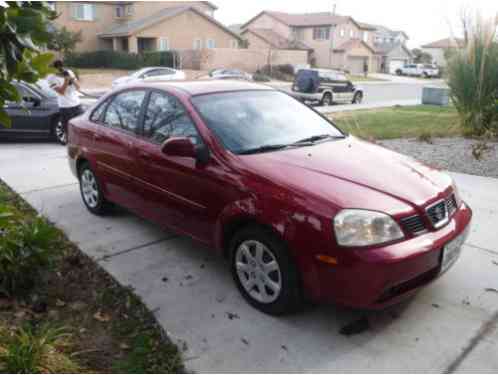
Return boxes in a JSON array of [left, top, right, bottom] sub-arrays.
[[291, 69, 364, 106]]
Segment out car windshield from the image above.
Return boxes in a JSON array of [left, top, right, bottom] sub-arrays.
[[192, 90, 345, 154], [33, 80, 57, 98]]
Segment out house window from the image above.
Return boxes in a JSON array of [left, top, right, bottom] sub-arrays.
[[206, 39, 216, 49], [313, 27, 330, 40], [292, 27, 304, 41], [363, 31, 369, 42], [72, 3, 96, 21], [340, 28, 345, 37], [159, 38, 169, 51], [116, 4, 133, 17], [193, 38, 202, 50], [230, 39, 239, 49]]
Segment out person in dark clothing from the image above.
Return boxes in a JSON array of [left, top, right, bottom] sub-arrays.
[[363, 61, 369, 78]]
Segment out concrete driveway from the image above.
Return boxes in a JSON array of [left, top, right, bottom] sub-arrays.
[[0, 142, 497, 373]]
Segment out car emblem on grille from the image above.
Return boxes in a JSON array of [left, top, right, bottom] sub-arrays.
[[434, 205, 446, 221]]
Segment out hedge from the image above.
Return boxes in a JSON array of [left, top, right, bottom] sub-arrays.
[[65, 50, 180, 70]]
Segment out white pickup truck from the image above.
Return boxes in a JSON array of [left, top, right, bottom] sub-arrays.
[[395, 64, 440, 78]]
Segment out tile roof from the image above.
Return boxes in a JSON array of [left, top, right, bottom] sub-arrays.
[[421, 37, 465, 49], [98, 5, 240, 40], [243, 28, 312, 50], [242, 11, 357, 29], [333, 39, 377, 54]]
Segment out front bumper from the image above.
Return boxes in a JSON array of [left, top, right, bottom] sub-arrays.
[[311, 202, 472, 308]]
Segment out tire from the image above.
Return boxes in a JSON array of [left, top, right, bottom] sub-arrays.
[[396, 69, 402, 76], [321, 92, 333, 106], [352, 92, 363, 104], [230, 225, 302, 315], [52, 118, 67, 145], [423, 72, 429, 79], [78, 162, 111, 215]]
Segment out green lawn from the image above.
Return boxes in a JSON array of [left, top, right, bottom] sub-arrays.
[[328, 105, 461, 140]]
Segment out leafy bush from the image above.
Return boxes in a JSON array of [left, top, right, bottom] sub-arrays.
[[258, 64, 295, 81], [253, 72, 271, 82], [65, 50, 180, 70], [447, 13, 498, 136], [0, 211, 59, 297], [0, 324, 78, 373]]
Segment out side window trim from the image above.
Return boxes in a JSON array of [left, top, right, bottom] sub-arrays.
[[140, 88, 203, 146]]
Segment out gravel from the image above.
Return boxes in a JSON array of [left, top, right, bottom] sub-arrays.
[[378, 137, 498, 178]]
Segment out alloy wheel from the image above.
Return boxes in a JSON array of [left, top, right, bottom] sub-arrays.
[[81, 169, 99, 208], [235, 240, 282, 304]]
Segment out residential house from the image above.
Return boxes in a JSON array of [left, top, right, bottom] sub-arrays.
[[50, 1, 241, 54], [421, 38, 465, 67], [360, 23, 412, 73], [240, 11, 410, 74]]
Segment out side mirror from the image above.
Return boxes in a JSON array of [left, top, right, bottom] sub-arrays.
[[161, 137, 196, 158], [23, 96, 41, 107], [161, 137, 210, 164]]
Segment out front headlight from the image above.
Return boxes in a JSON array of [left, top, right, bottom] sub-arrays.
[[334, 209, 404, 247]]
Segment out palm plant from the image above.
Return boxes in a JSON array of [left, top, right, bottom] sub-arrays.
[[447, 12, 498, 136]]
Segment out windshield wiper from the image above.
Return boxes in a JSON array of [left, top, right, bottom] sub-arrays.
[[293, 134, 345, 145], [238, 144, 290, 155]]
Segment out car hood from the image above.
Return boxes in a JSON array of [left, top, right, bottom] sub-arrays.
[[238, 136, 452, 213]]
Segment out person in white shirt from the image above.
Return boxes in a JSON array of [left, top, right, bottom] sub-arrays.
[[48, 60, 83, 144]]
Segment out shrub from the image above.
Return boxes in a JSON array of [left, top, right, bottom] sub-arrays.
[[65, 50, 179, 70], [253, 72, 271, 82], [0, 212, 59, 297], [0, 324, 78, 373], [258, 64, 295, 81], [447, 13, 498, 136]]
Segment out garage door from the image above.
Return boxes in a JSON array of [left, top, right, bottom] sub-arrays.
[[348, 56, 367, 74], [389, 59, 406, 74]]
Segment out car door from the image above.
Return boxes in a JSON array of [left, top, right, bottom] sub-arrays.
[[3, 83, 52, 136], [91, 89, 147, 212], [133, 90, 219, 243], [331, 72, 353, 103]]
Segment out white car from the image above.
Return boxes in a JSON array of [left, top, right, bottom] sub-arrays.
[[112, 67, 186, 88], [396, 64, 440, 78]]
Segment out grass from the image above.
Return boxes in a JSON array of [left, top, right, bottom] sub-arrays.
[[329, 105, 461, 140], [0, 180, 184, 373]]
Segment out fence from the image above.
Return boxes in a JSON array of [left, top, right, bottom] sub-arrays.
[[179, 48, 309, 73]]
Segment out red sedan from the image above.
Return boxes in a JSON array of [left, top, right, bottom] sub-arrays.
[[68, 81, 472, 315]]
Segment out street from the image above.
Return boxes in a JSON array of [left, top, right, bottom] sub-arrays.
[[0, 142, 497, 372]]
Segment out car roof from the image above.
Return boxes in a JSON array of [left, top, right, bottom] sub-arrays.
[[136, 80, 273, 96]]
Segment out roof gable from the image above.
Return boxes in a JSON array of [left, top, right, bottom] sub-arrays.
[[99, 5, 240, 40], [242, 10, 359, 29], [421, 37, 464, 49]]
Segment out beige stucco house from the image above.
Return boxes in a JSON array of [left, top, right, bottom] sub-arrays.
[[421, 38, 464, 67], [50, 1, 241, 54], [240, 10, 411, 74]]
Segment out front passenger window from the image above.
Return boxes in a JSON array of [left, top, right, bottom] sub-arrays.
[[143, 91, 200, 145], [103, 90, 146, 133]]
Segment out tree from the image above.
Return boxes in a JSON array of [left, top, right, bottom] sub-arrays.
[[0, 2, 56, 127], [47, 26, 82, 57], [411, 48, 433, 64]]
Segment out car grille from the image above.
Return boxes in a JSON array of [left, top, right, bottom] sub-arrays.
[[426, 194, 457, 228], [399, 215, 426, 234], [399, 194, 458, 235]]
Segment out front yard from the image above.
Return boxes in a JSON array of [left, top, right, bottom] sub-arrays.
[[329, 105, 498, 178], [0, 181, 184, 373], [329, 105, 461, 140]]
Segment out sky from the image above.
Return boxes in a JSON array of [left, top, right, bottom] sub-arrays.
[[214, 0, 498, 48]]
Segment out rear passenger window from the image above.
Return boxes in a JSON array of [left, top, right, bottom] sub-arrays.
[[143, 91, 200, 145], [103, 90, 146, 133]]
